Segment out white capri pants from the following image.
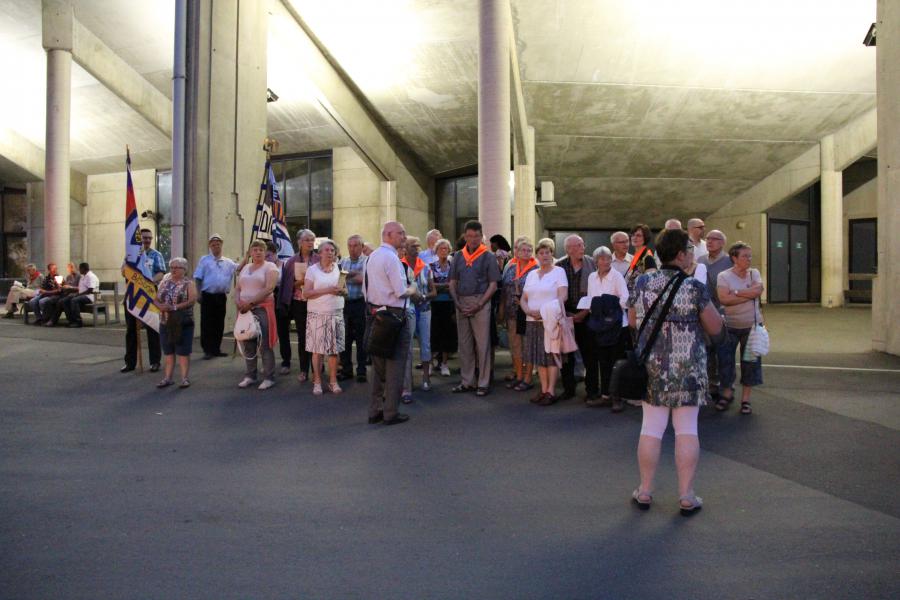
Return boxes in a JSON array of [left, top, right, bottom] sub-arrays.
[[640, 403, 700, 439]]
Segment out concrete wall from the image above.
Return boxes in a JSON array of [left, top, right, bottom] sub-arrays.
[[25, 182, 86, 270], [332, 146, 433, 252], [84, 169, 157, 283]]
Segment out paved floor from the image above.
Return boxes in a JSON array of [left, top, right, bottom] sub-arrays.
[[1, 307, 898, 599]]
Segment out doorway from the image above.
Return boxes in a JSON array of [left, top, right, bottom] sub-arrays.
[[848, 218, 877, 303], [768, 219, 810, 303]]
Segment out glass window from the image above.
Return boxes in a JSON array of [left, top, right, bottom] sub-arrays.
[[1, 189, 28, 277], [271, 154, 332, 243], [156, 171, 172, 262], [435, 174, 479, 245]]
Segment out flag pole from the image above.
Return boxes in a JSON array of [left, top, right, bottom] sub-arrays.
[[136, 320, 144, 374]]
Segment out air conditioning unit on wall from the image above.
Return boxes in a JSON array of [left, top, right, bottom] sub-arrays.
[[536, 181, 556, 208]]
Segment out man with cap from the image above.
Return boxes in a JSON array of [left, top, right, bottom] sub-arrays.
[[194, 234, 238, 359]]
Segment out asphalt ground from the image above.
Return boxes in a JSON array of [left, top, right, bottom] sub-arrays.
[[1, 316, 898, 599]]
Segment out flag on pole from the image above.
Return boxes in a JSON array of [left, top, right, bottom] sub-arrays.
[[251, 160, 294, 261], [123, 148, 160, 332]]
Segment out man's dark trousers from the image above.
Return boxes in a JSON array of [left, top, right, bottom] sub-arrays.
[[341, 298, 367, 376], [561, 321, 599, 397], [124, 301, 161, 367], [199, 292, 228, 355]]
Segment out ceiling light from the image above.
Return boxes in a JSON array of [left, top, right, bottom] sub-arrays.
[[863, 23, 876, 47], [266, 88, 279, 103]]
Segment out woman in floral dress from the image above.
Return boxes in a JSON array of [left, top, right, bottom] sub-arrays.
[[628, 228, 723, 516]]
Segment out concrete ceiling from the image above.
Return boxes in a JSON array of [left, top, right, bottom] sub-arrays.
[[0, 0, 879, 229]]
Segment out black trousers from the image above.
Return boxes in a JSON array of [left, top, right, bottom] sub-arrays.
[[199, 292, 227, 355], [562, 321, 599, 396], [341, 298, 368, 376], [124, 302, 160, 367], [277, 299, 311, 375], [595, 327, 627, 396]]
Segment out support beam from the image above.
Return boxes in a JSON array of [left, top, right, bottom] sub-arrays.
[[276, 1, 429, 198], [478, 0, 512, 242], [513, 126, 536, 242], [820, 134, 843, 308], [507, 2, 529, 165], [873, 0, 900, 355], [71, 18, 172, 138], [0, 127, 86, 205]]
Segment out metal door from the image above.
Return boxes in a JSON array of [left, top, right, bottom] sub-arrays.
[[768, 219, 810, 303]]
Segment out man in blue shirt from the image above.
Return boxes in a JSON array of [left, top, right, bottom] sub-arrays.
[[121, 228, 166, 372], [339, 234, 368, 382], [194, 234, 237, 359]]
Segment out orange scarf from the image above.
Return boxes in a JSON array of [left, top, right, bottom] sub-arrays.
[[629, 247, 653, 271], [514, 257, 538, 280], [402, 256, 426, 278], [462, 244, 487, 267]]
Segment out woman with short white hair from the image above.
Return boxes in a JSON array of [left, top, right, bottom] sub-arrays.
[[303, 239, 346, 395], [154, 257, 198, 388], [584, 246, 629, 410]]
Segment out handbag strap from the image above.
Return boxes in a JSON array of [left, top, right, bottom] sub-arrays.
[[637, 271, 687, 365]]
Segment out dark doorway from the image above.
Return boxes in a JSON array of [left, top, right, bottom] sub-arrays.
[[848, 218, 877, 303], [768, 219, 810, 303]]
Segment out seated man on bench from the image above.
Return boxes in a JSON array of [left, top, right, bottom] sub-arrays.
[[27, 263, 62, 325], [61, 263, 100, 328], [3, 263, 42, 318], [45, 262, 82, 327]]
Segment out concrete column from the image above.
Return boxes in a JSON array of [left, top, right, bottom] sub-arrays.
[[513, 126, 536, 243], [477, 0, 511, 242], [44, 48, 72, 268], [820, 134, 843, 307], [873, 0, 900, 354]]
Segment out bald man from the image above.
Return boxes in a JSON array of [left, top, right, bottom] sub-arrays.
[[664, 218, 683, 230], [687, 218, 707, 259], [363, 221, 418, 426]]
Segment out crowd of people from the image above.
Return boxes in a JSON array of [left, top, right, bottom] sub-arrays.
[[2, 217, 766, 516]]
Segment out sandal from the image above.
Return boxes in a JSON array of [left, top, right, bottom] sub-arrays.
[[513, 381, 534, 392], [156, 379, 174, 388], [632, 489, 652, 510], [179, 379, 191, 389], [328, 382, 342, 394], [740, 401, 752, 415], [475, 387, 490, 397], [451, 384, 475, 393], [503, 373, 516, 382], [679, 495, 703, 516], [505, 379, 522, 389], [715, 395, 733, 412], [312, 382, 323, 395]]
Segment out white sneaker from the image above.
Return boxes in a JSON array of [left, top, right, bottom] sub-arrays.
[[258, 379, 275, 390], [238, 377, 257, 388], [440, 364, 450, 377], [421, 381, 431, 391]]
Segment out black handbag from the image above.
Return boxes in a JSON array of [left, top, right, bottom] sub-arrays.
[[363, 260, 408, 359], [609, 272, 686, 401]]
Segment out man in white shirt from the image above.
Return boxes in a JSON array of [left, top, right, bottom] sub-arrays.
[[61, 263, 100, 328], [363, 221, 418, 426], [609, 231, 633, 276], [687, 218, 708, 260]]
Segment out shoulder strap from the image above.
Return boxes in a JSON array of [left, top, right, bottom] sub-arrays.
[[637, 272, 687, 365]]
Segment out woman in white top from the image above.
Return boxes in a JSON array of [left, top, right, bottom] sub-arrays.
[[303, 239, 346, 395], [521, 238, 568, 405], [234, 240, 281, 390], [583, 246, 630, 411]]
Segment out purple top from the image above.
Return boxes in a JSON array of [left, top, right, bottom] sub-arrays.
[[277, 251, 319, 309]]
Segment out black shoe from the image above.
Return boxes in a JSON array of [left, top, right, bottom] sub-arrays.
[[368, 412, 384, 425], [2, 311, 15, 318], [149, 363, 160, 372], [559, 390, 576, 401], [202, 354, 214, 360], [215, 352, 228, 357], [337, 372, 352, 382], [356, 374, 367, 383], [68, 322, 83, 328], [120, 365, 135, 373], [383, 413, 410, 426]]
